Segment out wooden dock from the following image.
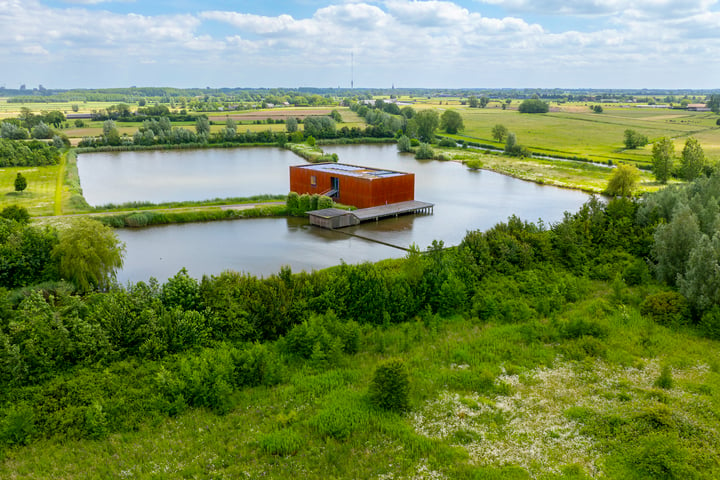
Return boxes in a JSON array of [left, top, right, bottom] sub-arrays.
[[307, 200, 434, 229]]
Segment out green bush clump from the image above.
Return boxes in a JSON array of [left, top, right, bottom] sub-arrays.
[[368, 358, 410, 412], [415, 143, 434, 160], [640, 291, 690, 326], [282, 312, 360, 367], [0, 404, 35, 446], [258, 428, 304, 455], [438, 138, 456, 147], [654, 365, 674, 390], [309, 391, 370, 440]]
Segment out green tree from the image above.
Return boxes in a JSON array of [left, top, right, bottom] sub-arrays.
[[412, 110, 439, 142], [491, 124, 508, 142], [518, 99, 549, 113], [52, 218, 125, 292], [652, 137, 675, 184], [706, 94, 720, 114], [468, 95, 479, 108], [195, 116, 210, 136], [286, 117, 298, 133], [606, 164, 641, 197], [103, 120, 121, 146], [31, 122, 52, 139], [652, 204, 700, 286], [397, 135, 412, 153], [680, 137, 706, 181], [400, 106, 415, 119], [368, 359, 410, 412], [623, 129, 648, 149], [440, 110, 464, 134], [14, 172, 27, 192], [479, 96, 489, 108]]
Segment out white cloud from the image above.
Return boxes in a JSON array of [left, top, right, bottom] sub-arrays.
[[21, 44, 49, 55], [476, 0, 718, 17], [0, 0, 718, 87]]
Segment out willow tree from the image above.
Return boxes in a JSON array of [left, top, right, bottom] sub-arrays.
[[606, 164, 641, 197], [53, 218, 125, 292]]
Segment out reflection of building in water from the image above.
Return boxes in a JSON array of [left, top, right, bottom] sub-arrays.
[[289, 162, 415, 209]]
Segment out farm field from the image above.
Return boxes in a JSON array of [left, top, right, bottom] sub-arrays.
[[444, 106, 720, 166]]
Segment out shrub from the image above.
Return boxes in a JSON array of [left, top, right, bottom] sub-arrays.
[[654, 365, 674, 390], [438, 138, 456, 147], [309, 391, 370, 440], [369, 359, 410, 412], [699, 305, 720, 339], [640, 291, 690, 326], [0, 404, 35, 446], [1, 205, 30, 224], [397, 135, 412, 153], [415, 143, 434, 160], [465, 159, 483, 170], [317, 195, 333, 210], [258, 428, 304, 455]]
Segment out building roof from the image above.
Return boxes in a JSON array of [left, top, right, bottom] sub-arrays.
[[292, 162, 409, 180]]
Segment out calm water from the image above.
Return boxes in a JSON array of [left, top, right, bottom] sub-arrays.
[[90, 145, 590, 283], [78, 147, 300, 205]]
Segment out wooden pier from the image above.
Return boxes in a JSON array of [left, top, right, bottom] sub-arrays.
[[307, 200, 434, 229]]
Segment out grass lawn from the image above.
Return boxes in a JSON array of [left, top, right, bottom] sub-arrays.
[[0, 165, 59, 216]]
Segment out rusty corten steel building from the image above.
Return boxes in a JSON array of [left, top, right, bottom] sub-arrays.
[[289, 163, 415, 209]]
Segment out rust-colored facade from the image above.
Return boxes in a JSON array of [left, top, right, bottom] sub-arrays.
[[289, 163, 415, 209]]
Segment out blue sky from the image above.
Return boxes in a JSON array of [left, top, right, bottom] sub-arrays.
[[2, 0, 719, 89]]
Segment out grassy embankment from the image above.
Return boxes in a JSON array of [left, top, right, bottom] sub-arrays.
[[2, 278, 719, 479]]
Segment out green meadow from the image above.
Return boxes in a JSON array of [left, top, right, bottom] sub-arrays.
[[447, 105, 720, 166], [0, 164, 60, 216]]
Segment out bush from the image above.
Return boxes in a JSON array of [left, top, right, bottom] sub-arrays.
[[438, 138, 456, 147], [0, 404, 35, 446], [369, 359, 410, 412], [1, 205, 30, 224], [654, 365, 674, 390], [518, 99, 549, 113], [309, 391, 370, 440], [640, 291, 690, 326], [415, 143, 434, 160], [465, 159, 483, 170], [258, 428, 304, 455]]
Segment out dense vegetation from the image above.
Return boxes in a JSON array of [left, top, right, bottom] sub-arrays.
[[0, 139, 60, 167], [3, 172, 720, 477]]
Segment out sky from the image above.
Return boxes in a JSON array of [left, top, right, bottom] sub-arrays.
[[1, 0, 719, 90]]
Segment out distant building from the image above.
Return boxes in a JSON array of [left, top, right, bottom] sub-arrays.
[[66, 113, 93, 119], [687, 103, 711, 112], [289, 163, 415, 209]]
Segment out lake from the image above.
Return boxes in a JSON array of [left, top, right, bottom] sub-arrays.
[[79, 145, 590, 283]]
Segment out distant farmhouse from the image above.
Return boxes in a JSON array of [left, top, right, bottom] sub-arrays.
[[687, 103, 711, 112]]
